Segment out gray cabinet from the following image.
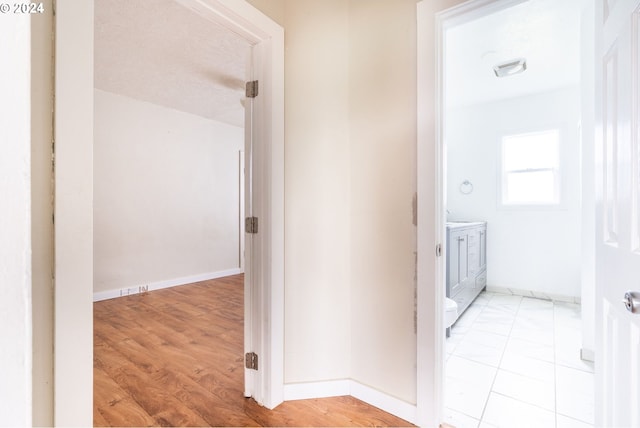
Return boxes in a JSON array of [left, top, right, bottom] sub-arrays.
[[446, 222, 487, 325]]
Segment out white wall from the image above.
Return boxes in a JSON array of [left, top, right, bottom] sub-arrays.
[[349, 0, 418, 404], [0, 11, 33, 427], [278, 0, 352, 383], [248, 0, 418, 405], [447, 87, 582, 297], [94, 89, 243, 294]]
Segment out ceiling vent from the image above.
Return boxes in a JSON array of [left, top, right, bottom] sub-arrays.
[[493, 58, 527, 77]]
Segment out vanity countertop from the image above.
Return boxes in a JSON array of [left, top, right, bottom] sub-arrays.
[[446, 221, 486, 229]]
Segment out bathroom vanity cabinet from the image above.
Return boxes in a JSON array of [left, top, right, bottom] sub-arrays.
[[446, 222, 487, 323]]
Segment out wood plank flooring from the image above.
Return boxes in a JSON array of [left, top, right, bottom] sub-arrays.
[[94, 274, 413, 427]]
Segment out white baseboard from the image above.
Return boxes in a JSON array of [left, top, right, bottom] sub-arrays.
[[486, 285, 581, 304], [283, 380, 416, 424], [350, 381, 416, 424], [283, 380, 350, 401], [93, 268, 244, 302]]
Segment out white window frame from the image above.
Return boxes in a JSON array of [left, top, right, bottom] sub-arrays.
[[498, 128, 564, 209]]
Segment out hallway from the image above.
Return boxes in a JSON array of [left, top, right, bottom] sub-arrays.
[[93, 274, 412, 426]]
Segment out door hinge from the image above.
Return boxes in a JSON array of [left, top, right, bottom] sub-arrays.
[[436, 243, 442, 257], [245, 216, 258, 234], [245, 352, 258, 370], [246, 80, 259, 98]]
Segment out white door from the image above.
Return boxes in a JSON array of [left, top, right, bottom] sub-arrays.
[[596, 0, 640, 426]]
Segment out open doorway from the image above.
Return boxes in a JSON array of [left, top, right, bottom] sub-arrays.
[[54, 0, 284, 423], [92, 0, 248, 301], [92, 0, 250, 424], [437, 0, 595, 426]]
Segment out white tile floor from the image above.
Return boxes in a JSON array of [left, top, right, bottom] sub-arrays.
[[444, 292, 594, 428]]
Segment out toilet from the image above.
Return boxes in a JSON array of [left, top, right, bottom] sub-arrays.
[[444, 298, 458, 328]]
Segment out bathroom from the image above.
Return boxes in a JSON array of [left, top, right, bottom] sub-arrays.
[[441, 0, 595, 427]]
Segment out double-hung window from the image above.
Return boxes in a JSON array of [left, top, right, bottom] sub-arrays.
[[501, 129, 561, 206]]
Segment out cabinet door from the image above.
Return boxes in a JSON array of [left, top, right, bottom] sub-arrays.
[[478, 226, 487, 272], [449, 230, 469, 297], [467, 226, 486, 275], [467, 229, 479, 275]]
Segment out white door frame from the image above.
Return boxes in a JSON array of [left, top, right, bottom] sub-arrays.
[[54, 0, 284, 424], [416, 1, 467, 424], [417, 0, 572, 425], [417, 1, 500, 424]]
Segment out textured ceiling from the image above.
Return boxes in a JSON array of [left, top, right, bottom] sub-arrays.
[[446, 0, 585, 108], [97, 0, 585, 123], [94, 0, 249, 127]]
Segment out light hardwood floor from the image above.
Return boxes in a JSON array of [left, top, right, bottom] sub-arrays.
[[94, 274, 413, 427]]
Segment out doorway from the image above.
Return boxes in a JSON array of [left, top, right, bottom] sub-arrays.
[[93, 0, 248, 299], [54, 0, 284, 424], [92, 3, 248, 422], [439, 0, 595, 427]]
